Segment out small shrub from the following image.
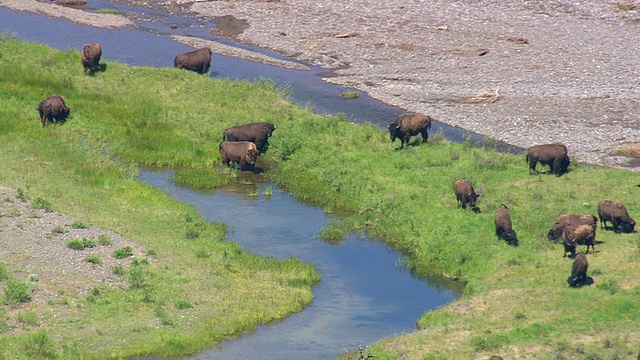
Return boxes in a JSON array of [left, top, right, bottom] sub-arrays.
[[320, 223, 347, 244], [71, 221, 89, 229], [17, 310, 39, 326], [340, 91, 361, 99], [128, 266, 147, 289], [24, 330, 60, 359], [66, 239, 85, 250], [175, 300, 192, 310], [98, 233, 112, 246], [131, 258, 150, 266], [26, 274, 39, 283], [596, 279, 620, 295], [4, 279, 33, 306], [0, 262, 9, 281], [85, 255, 102, 265], [112, 264, 125, 276], [96, 8, 119, 14], [16, 188, 28, 202], [264, 186, 273, 196], [82, 238, 96, 248], [113, 246, 133, 259], [146, 248, 157, 256], [51, 226, 67, 235], [32, 197, 52, 212]]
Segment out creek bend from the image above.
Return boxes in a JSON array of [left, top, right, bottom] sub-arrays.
[[1, 3, 463, 359]]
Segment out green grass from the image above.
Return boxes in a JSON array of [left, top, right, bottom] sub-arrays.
[[0, 36, 638, 359]]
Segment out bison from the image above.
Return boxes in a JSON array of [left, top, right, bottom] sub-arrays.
[[525, 143, 570, 176], [548, 213, 597, 242], [387, 112, 432, 149], [81, 42, 102, 74], [561, 223, 596, 256], [494, 204, 518, 246], [597, 200, 636, 233], [219, 141, 259, 171], [223, 122, 276, 153], [567, 253, 589, 287], [37, 94, 71, 127], [174, 47, 212, 74], [454, 179, 480, 211]]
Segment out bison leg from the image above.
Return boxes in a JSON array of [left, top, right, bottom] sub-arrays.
[[420, 128, 429, 143], [528, 159, 538, 174]]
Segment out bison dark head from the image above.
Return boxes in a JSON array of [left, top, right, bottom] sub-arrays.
[[246, 149, 259, 165], [388, 123, 399, 142], [502, 229, 518, 246], [619, 218, 636, 233]]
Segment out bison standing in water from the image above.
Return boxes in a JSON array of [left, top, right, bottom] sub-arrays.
[[81, 42, 102, 74], [454, 179, 480, 211], [494, 204, 518, 246], [567, 253, 589, 287], [526, 142, 570, 176], [219, 141, 259, 171], [387, 112, 432, 149], [174, 47, 212, 74], [597, 200, 636, 233], [223, 122, 276, 153], [37, 94, 71, 127]]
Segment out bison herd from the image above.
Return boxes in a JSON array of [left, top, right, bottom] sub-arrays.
[[35, 42, 635, 289]]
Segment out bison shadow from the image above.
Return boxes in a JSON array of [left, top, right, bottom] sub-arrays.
[[569, 276, 594, 288], [471, 206, 481, 214], [394, 138, 424, 150], [88, 63, 107, 76]]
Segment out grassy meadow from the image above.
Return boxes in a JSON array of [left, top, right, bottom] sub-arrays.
[[0, 37, 639, 359]]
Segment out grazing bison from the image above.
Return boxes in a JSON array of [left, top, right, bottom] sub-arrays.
[[561, 223, 596, 256], [597, 200, 636, 233], [219, 141, 259, 171], [37, 94, 71, 127], [387, 112, 432, 149], [548, 213, 597, 242], [525, 143, 570, 176], [567, 253, 589, 287], [223, 122, 276, 153], [81, 42, 102, 74], [174, 47, 212, 74], [454, 179, 480, 211], [494, 204, 518, 246]]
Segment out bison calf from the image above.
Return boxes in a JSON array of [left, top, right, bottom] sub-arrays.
[[223, 122, 276, 154], [494, 204, 518, 246], [387, 112, 432, 149], [219, 141, 259, 171], [454, 179, 480, 211], [567, 253, 589, 287], [526, 142, 570, 176], [82, 42, 102, 74], [37, 94, 71, 127], [597, 200, 636, 233], [174, 47, 212, 74]]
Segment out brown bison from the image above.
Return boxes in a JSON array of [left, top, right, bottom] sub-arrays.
[[81, 42, 102, 74], [567, 253, 589, 287], [494, 204, 518, 246], [219, 141, 259, 171], [548, 213, 597, 242], [174, 47, 212, 74], [37, 94, 71, 127], [525, 143, 570, 176], [454, 179, 480, 211], [561, 223, 596, 256], [387, 112, 432, 149], [597, 200, 636, 233], [223, 122, 276, 153]]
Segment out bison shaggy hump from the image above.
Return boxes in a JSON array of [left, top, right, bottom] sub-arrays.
[[174, 47, 212, 74], [387, 112, 432, 149], [37, 94, 71, 127], [82, 42, 102, 74], [526, 142, 570, 176]]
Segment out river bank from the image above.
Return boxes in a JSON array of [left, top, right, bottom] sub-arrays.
[[3, 0, 640, 171]]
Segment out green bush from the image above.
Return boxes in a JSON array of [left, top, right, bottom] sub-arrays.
[[71, 220, 89, 229], [4, 279, 33, 306], [85, 255, 102, 265], [66, 239, 85, 250], [32, 197, 52, 212], [111, 264, 125, 276], [98, 233, 112, 245], [113, 246, 133, 259]]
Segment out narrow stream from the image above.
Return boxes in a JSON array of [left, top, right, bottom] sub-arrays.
[[139, 170, 457, 359], [1, 4, 462, 359]]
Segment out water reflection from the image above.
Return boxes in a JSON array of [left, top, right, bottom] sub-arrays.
[[139, 169, 457, 360]]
